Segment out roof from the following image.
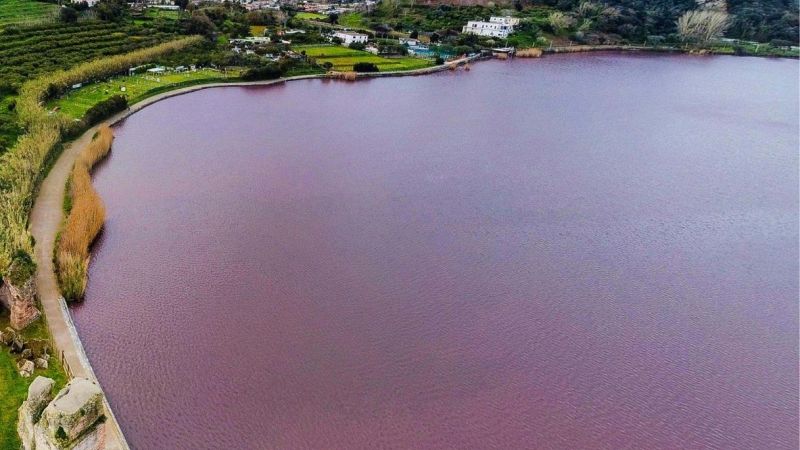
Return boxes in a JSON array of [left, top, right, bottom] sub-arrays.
[[335, 31, 368, 37]]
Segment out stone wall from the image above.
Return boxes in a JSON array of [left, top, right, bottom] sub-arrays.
[[18, 377, 107, 450]]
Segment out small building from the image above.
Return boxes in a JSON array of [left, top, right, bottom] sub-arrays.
[[333, 31, 368, 45], [462, 16, 519, 38], [399, 37, 419, 46]]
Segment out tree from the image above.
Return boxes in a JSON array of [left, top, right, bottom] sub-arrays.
[[93, 0, 128, 22], [329, 13, 339, 24], [677, 9, 731, 43], [548, 11, 575, 34], [184, 12, 216, 37], [349, 42, 366, 50], [409, 30, 418, 39], [174, 0, 189, 9], [59, 6, 79, 23], [353, 62, 378, 72]]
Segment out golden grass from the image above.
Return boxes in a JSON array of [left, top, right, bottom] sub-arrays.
[[516, 48, 543, 58], [495, 52, 509, 60], [328, 71, 359, 81], [56, 125, 113, 300]]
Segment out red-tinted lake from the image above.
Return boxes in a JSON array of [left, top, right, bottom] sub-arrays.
[[72, 54, 799, 449]]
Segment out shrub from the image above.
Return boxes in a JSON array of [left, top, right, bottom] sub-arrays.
[[241, 64, 282, 81], [353, 62, 378, 72], [4, 250, 36, 286], [348, 42, 366, 51], [82, 95, 127, 128], [60, 7, 79, 23]]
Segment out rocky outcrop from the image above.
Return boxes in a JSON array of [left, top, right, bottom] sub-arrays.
[[18, 377, 107, 450], [0, 276, 40, 330], [18, 377, 55, 449], [1, 327, 51, 377]]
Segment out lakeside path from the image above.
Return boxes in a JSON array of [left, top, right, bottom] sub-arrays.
[[26, 58, 475, 449]]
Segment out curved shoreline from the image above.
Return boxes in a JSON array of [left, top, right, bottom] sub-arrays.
[[28, 50, 796, 447], [27, 58, 476, 449]]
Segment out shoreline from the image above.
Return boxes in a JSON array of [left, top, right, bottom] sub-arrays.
[[26, 55, 477, 449], [27, 48, 790, 447]]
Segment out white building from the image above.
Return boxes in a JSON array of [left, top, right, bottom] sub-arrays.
[[399, 37, 419, 46], [462, 16, 519, 38], [333, 31, 368, 45]]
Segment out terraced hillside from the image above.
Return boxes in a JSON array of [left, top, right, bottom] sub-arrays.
[[0, 21, 178, 153]]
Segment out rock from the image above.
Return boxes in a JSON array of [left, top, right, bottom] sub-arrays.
[[39, 378, 106, 443], [1, 327, 15, 345], [0, 276, 40, 330], [18, 359, 34, 377], [11, 337, 25, 353], [26, 376, 55, 419], [21, 348, 32, 359], [19, 377, 107, 450], [34, 358, 49, 369], [18, 377, 55, 450]]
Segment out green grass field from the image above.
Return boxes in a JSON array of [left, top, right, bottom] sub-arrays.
[[338, 12, 365, 29], [144, 8, 182, 20], [0, 313, 68, 450], [299, 45, 434, 72], [51, 68, 241, 119], [0, 0, 58, 28], [295, 12, 327, 20]]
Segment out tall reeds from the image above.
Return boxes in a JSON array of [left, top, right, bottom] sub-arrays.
[[56, 125, 113, 300], [329, 71, 358, 81], [516, 48, 543, 58], [0, 37, 200, 279]]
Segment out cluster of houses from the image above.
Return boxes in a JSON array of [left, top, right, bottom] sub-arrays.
[[298, 0, 376, 15]]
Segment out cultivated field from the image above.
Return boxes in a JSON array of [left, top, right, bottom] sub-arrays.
[[300, 45, 434, 71], [295, 12, 327, 20], [0, 0, 58, 28]]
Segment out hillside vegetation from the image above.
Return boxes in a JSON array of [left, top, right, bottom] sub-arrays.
[[0, 0, 58, 28]]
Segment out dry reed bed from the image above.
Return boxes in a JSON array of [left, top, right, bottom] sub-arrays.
[[516, 48, 543, 58], [0, 36, 200, 276], [57, 125, 113, 300], [328, 71, 359, 81]]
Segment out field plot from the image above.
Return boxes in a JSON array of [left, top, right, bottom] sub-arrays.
[[295, 12, 327, 20], [52, 68, 241, 119], [0, 0, 58, 28], [299, 45, 434, 72], [0, 22, 177, 88]]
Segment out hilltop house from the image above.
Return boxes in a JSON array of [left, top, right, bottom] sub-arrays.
[[333, 31, 368, 45], [462, 16, 520, 38]]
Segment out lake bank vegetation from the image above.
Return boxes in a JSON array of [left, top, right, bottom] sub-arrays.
[[57, 125, 113, 301]]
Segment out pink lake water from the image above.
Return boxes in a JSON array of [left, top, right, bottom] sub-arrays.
[[72, 54, 799, 449]]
